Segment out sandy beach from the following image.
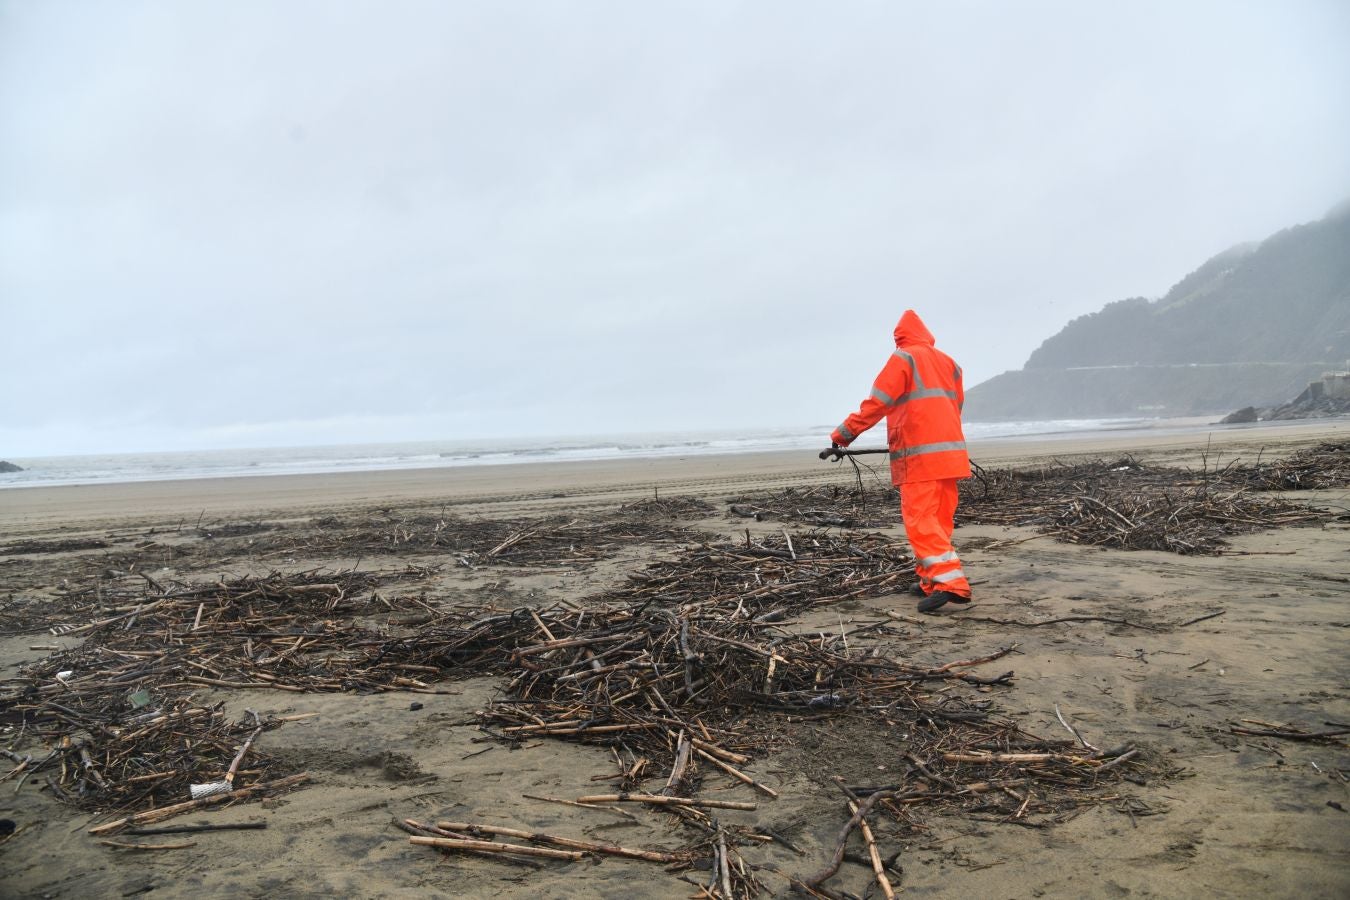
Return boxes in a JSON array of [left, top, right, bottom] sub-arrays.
[[2, 419, 1347, 898]]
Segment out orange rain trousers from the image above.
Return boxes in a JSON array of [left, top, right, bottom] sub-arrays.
[[900, 477, 971, 599]]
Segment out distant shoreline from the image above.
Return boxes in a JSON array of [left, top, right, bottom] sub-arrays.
[[5, 413, 1333, 493], [2, 418, 1345, 529]]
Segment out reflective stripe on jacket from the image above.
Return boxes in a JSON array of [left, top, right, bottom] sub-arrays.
[[830, 310, 971, 485]]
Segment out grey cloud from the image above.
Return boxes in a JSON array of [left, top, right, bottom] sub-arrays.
[[3, 0, 1349, 453]]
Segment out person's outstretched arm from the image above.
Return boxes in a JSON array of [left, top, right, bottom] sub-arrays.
[[830, 351, 914, 447]]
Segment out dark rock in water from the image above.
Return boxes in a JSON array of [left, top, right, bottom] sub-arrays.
[[0, 460, 22, 473], [1220, 406, 1260, 424]]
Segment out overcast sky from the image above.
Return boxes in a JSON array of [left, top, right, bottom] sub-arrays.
[[2, 1, 1348, 456]]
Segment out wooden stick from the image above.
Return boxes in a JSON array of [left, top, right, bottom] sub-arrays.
[[690, 737, 750, 765], [512, 633, 626, 657], [528, 609, 558, 642], [693, 747, 778, 798], [396, 819, 543, 869], [398, 818, 471, 840], [226, 725, 264, 785], [1054, 704, 1100, 754], [800, 790, 895, 891], [1229, 726, 1350, 741], [0, 752, 31, 784], [184, 676, 302, 691], [100, 839, 197, 851], [717, 832, 733, 899], [521, 793, 637, 820], [833, 778, 895, 899], [1177, 609, 1226, 627], [502, 722, 651, 736], [575, 793, 756, 811], [89, 773, 310, 834], [664, 730, 691, 795], [61, 600, 166, 636], [941, 751, 1094, 765], [437, 821, 679, 863], [904, 753, 960, 790], [947, 614, 1154, 630], [409, 836, 582, 861], [125, 822, 267, 835], [1095, 749, 1140, 772], [849, 798, 894, 899], [925, 644, 1018, 675]]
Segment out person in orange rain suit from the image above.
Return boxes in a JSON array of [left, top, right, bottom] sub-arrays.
[[828, 310, 973, 613]]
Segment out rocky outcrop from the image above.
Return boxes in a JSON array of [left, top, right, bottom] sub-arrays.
[[964, 362, 1331, 421], [1220, 406, 1260, 424], [1218, 370, 1350, 423], [0, 460, 23, 473], [1220, 396, 1350, 424]]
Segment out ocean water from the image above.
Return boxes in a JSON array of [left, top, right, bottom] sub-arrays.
[[0, 419, 1169, 489]]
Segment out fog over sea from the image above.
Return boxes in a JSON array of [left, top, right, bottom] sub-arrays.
[[0, 418, 1207, 489]]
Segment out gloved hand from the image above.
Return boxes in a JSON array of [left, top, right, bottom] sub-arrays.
[[818, 442, 842, 461]]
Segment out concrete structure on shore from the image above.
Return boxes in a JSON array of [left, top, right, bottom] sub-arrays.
[[1296, 369, 1350, 402]]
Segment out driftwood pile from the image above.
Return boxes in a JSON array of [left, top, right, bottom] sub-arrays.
[[0, 508, 707, 598], [268, 512, 700, 567], [0, 563, 439, 636], [1, 570, 447, 817], [4, 530, 1154, 898], [1220, 440, 1350, 491], [619, 494, 718, 519], [474, 530, 1143, 799], [131, 511, 698, 573], [0, 537, 111, 556], [0, 696, 307, 835], [958, 456, 1329, 554], [389, 531, 1152, 896], [739, 443, 1348, 555], [727, 484, 897, 529]]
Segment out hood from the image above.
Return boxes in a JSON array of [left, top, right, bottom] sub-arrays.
[[894, 309, 935, 348]]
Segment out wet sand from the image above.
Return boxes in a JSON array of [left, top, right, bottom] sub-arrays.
[[2, 419, 1347, 898], [3, 419, 1344, 529]]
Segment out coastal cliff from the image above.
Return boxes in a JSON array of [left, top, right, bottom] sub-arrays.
[[965, 203, 1350, 420]]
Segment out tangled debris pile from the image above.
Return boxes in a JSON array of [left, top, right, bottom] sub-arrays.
[[619, 495, 718, 519], [957, 454, 1333, 553], [3, 531, 1160, 898], [725, 484, 898, 528], [0, 537, 111, 556], [0, 563, 440, 635], [591, 529, 915, 613], [396, 531, 1157, 897], [206, 510, 703, 568], [1219, 440, 1350, 491], [736, 444, 1347, 555], [0, 508, 710, 595], [2, 570, 445, 818]]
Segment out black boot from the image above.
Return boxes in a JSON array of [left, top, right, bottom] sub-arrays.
[[918, 590, 969, 613]]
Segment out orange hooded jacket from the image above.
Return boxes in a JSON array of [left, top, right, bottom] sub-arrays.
[[830, 310, 970, 485]]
